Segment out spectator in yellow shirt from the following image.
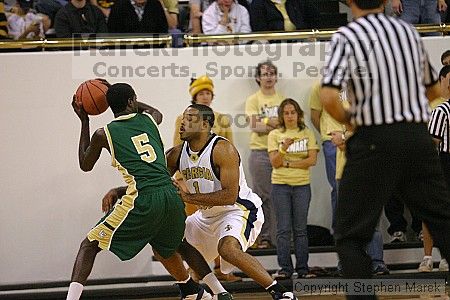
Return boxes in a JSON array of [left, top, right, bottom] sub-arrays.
[[245, 60, 285, 249], [309, 81, 344, 233], [268, 98, 319, 279]]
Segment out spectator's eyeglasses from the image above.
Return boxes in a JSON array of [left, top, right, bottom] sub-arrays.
[[260, 72, 276, 78]]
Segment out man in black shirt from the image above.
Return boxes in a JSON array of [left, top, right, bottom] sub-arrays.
[[107, 0, 168, 34], [55, 0, 107, 38]]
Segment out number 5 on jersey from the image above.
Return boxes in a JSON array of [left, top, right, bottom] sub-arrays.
[[131, 133, 157, 163]]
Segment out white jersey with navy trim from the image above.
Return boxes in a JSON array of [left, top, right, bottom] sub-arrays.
[[178, 134, 262, 218]]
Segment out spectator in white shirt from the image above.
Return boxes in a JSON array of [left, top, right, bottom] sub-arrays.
[[202, 0, 250, 34], [7, 0, 49, 39]]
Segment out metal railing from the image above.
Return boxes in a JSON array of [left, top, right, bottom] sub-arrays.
[[0, 35, 173, 50], [183, 29, 334, 46], [184, 23, 449, 46], [0, 23, 448, 50]]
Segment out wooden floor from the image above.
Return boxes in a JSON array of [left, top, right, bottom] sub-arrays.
[[142, 291, 450, 300]]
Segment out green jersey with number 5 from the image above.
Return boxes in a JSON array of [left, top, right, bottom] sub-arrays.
[[104, 112, 171, 192]]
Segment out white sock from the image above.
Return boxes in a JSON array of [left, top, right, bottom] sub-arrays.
[[203, 272, 226, 294], [176, 275, 191, 284], [265, 280, 277, 290], [424, 256, 433, 260], [66, 282, 83, 300]]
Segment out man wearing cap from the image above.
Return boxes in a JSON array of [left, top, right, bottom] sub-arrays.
[[54, 0, 107, 38]]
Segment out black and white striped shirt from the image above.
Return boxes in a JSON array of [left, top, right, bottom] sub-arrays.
[[429, 100, 450, 153], [322, 13, 438, 127]]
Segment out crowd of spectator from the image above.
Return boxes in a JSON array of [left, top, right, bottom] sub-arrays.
[[0, 0, 448, 42]]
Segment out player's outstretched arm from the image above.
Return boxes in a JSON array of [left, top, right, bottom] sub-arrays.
[[165, 145, 183, 176], [137, 101, 163, 125], [174, 140, 239, 206], [79, 128, 108, 172], [320, 86, 353, 130], [72, 96, 109, 171]]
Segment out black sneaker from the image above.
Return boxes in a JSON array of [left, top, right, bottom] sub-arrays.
[[373, 264, 390, 275], [216, 292, 233, 300]]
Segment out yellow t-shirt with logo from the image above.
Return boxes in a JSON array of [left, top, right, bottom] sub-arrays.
[[271, 0, 296, 31], [430, 97, 446, 110], [245, 90, 284, 150], [268, 127, 319, 186], [309, 82, 344, 141]]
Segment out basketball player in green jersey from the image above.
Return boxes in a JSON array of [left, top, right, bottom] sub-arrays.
[[69, 83, 229, 300]]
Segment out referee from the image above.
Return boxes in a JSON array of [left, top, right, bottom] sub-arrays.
[[319, 0, 450, 296], [429, 66, 450, 187]]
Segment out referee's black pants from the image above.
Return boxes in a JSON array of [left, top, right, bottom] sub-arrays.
[[335, 122, 450, 300]]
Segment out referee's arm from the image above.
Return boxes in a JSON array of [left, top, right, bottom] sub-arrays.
[[320, 87, 352, 128]]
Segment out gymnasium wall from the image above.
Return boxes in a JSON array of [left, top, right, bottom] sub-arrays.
[[0, 37, 448, 284]]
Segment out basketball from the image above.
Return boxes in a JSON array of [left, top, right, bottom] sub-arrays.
[[75, 79, 109, 115]]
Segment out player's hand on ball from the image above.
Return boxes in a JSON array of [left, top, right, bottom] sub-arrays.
[[71, 95, 89, 122], [102, 188, 119, 213]]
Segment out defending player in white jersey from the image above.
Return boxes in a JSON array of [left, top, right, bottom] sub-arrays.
[[166, 104, 297, 300]]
